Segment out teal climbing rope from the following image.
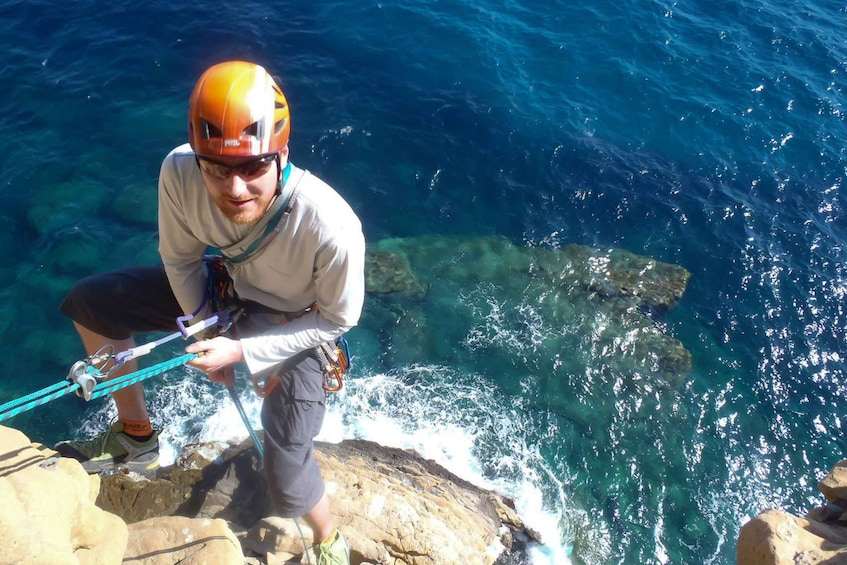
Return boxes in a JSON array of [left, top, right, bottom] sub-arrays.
[[88, 353, 198, 400], [0, 353, 199, 422]]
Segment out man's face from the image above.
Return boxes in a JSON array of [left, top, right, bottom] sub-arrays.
[[196, 148, 286, 225]]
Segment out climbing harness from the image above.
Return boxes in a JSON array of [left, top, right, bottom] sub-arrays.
[[198, 254, 245, 334]]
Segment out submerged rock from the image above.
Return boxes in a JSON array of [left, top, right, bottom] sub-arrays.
[[364, 249, 425, 298], [363, 235, 692, 385], [26, 178, 109, 237], [543, 243, 690, 314]]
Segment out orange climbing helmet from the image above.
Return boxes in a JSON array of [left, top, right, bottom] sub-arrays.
[[188, 61, 290, 158]]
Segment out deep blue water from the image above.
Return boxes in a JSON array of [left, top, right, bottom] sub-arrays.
[[1, 1, 845, 563]]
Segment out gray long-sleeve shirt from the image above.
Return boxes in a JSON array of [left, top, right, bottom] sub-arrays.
[[157, 143, 365, 375]]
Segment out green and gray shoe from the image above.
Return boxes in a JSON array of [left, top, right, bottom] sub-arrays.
[[314, 529, 350, 565], [54, 422, 160, 474]]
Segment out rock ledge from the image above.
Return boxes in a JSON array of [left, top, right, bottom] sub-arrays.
[[738, 460, 847, 564], [0, 425, 536, 565]]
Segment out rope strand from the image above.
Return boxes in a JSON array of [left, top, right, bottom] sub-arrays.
[[0, 353, 199, 421]]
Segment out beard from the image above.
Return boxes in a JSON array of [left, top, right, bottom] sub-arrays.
[[214, 192, 275, 225]]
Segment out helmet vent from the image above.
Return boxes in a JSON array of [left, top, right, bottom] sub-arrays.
[[242, 120, 264, 140], [200, 119, 223, 140]]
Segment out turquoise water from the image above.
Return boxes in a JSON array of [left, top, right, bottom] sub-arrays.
[[1, 1, 846, 563]]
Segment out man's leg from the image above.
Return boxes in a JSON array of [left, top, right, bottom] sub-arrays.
[[55, 322, 161, 473], [303, 493, 350, 563], [74, 322, 149, 422], [302, 492, 333, 541], [303, 493, 350, 565], [55, 266, 181, 473], [260, 349, 350, 564]]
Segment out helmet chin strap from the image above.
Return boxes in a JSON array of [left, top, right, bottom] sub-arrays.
[[276, 150, 292, 193], [275, 152, 285, 196]]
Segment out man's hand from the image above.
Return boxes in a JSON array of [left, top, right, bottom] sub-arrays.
[[185, 336, 244, 386], [206, 366, 236, 387]]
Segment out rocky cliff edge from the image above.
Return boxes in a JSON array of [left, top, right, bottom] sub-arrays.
[[738, 460, 847, 563], [0, 425, 537, 564]]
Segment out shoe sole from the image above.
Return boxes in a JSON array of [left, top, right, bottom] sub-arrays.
[[78, 453, 160, 474]]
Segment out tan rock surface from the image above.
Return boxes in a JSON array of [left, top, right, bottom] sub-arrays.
[[0, 426, 127, 565], [317, 440, 524, 564], [241, 516, 304, 562], [818, 459, 847, 503], [124, 516, 243, 564], [98, 437, 534, 564], [0, 422, 534, 564], [738, 460, 847, 564]]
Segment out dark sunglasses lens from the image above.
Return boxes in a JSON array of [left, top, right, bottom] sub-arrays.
[[197, 154, 276, 179], [197, 158, 230, 179], [238, 154, 276, 177]]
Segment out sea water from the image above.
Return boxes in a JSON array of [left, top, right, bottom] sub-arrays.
[[0, 1, 845, 563]]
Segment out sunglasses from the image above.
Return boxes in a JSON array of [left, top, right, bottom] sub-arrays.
[[195, 152, 278, 180]]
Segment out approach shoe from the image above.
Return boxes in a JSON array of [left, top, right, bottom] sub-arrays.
[[314, 529, 350, 565], [54, 421, 160, 474]]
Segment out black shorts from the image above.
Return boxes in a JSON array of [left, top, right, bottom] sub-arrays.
[[60, 266, 327, 517], [261, 349, 327, 517], [59, 265, 183, 339]]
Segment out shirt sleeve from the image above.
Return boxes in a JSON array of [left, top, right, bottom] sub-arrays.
[[239, 224, 366, 375], [157, 152, 209, 320]]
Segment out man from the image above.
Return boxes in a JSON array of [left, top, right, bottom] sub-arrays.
[[55, 61, 365, 564]]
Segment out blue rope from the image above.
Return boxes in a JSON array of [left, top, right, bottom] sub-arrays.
[[226, 384, 264, 459], [88, 354, 198, 400], [0, 344, 312, 554], [0, 380, 73, 412], [0, 383, 84, 421], [0, 353, 199, 422]]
